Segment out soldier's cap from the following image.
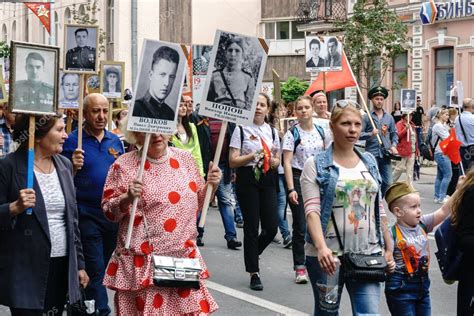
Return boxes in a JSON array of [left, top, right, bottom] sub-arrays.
[[385, 182, 418, 210], [368, 86, 388, 100], [106, 67, 120, 77]]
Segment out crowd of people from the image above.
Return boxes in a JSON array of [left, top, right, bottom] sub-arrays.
[[0, 87, 473, 315]]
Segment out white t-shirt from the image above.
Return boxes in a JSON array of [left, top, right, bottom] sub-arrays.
[[300, 157, 385, 256], [230, 122, 280, 167], [282, 125, 327, 170], [35, 169, 67, 257]]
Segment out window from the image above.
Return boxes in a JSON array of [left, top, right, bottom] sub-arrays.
[[369, 56, 381, 88], [65, 7, 72, 24], [25, 18, 29, 42], [291, 22, 305, 39], [276, 21, 289, 40], [54, 12, 59, 45], [265, 23, 275, 40], [2, 24, 7, 42], [435, 48, 454, 107], [392, 52, 408, 104], [11, 21, 16, 41], [107, 0, 114, 43], [79, 5, 85, 17]]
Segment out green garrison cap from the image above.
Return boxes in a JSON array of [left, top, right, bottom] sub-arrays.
[[368, 86, 388, 100]]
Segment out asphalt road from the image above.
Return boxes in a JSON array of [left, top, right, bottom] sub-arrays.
[[0, 165, 459, 315]]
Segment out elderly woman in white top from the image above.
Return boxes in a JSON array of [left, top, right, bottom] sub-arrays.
[[229, 93, 280, 291], [431, 108, 452, 203]]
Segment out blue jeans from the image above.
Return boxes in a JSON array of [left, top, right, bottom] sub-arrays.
[[277, 174, 290, 239], [306, 256, 381, 316], [78, 205, 118, 316], [232, 182, 243, 224], [376, 156, 392, 198], [434, 152, 452, 200], [385, 273, 431, 316], [216, 177, 238, 241]]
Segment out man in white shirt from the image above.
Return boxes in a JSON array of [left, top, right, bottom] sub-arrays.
[[455, 98, 474, 169]]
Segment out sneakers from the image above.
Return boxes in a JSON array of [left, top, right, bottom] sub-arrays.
[[272, 237, 282, 244], [295, 268, 308, 284], [227, 238, 242, 250], [196, 237, 204, 247], [282, 235, 292, 249], [434, 197, 450, 204], [250, 273, 263, 291]]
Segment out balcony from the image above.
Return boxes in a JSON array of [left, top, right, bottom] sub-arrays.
[[295, 0, 347, 24]]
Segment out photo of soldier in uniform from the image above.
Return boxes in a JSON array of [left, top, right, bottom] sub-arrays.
[[127, 39, 187, 134], [10, 42, 59, 114], [64, 25, 98, 73], [100, 61, 125, 99], [193, 45, 212, 76], [401, 89, 416, 112], [58, 71, 80, 109]]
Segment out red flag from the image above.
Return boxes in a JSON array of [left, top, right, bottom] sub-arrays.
[[25, 3, 51, 34], [260, 138, 271, 174], [439, 128, 462, 164], [305, 52, 357, 95]]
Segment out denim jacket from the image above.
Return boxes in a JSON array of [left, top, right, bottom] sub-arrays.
[[305, 145, 385, 248]]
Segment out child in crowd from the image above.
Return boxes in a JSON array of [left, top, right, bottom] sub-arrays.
[[384, 182, 452, 315]]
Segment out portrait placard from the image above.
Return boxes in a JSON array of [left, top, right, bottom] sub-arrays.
[[199, 30, 268, 126], [64, 24, 99, 73], [305, 36, 343, 73], [9, 41, 59, 115], [127, 39, 187, 134], [100, 61, 125, 100], [58, 70, 80, 109], [401, 89, 416, 112], [280, 117, 298, 134], [0, 71, 7, 103]]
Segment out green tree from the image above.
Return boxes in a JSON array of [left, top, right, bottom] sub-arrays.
[[0, 41, 9, 58], [71, 0, 106, 58], [337, 0, 409, 91], [280, 77, 309, 103]]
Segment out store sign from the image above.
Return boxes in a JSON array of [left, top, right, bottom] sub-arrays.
[[420, 0, 474, 24]]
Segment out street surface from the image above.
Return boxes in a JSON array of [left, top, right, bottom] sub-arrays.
[[0, 165, 458, 315]]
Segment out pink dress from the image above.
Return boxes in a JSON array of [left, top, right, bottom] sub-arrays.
[[101, 147, 218, 315]]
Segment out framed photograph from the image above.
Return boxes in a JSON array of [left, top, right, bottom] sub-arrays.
[[280, 117, 298, 134], [100, 61, 125, 100], [9, 41, 59, 115], [127, 39, 187, 134], [64, 24, 99, 73], [305, 36, 343, 72], [401, 89, 416, 112], [199, 30, 269, 126], [0, 71, 7, 103], [58, 70, 80, 109]]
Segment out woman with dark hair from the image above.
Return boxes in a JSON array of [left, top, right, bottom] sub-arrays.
[[0, 114, 89, 315], [306, 39, 324, 68], [229, 92, 280, 291], [391, 101, 402, 123], [171, 97, 204, 176], [207, 37, 256, 110]]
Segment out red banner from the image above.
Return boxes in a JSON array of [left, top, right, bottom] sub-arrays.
[[25, 2, 51, 34]]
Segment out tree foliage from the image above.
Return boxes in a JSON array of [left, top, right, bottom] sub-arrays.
[[337, 0, 409, 90], [71, 0, 106, 58], [0, 41, 9, 58], [280, 77, 309, 103]]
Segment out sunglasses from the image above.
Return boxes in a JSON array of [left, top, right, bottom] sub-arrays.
[[333, 99, 362, 110]]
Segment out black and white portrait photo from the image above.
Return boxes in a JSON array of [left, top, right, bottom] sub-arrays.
[[305, 36, 324, 72], [193, 45, 212, 76], [199, 30, 268, 125], [127, 39, 187, 134], [58, 71, 80, 109], [324, 37, 342, 70], [10, 42, 59, 115], [401, 89, 416, 112], [100, 61, 125, 99], [64, 24, 98, 73]]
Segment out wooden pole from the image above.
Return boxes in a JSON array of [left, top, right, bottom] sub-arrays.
[[108, 100, 113, 131], [26, 115, 35, 215], [198, 121, 228, 228], [407, 112, 410, 142], [77, 74, 85, 149], [323, 72, 326, 93], [66, 113, 72, 134], [125, 133, 151, 249], [272, 69, 281, 103]]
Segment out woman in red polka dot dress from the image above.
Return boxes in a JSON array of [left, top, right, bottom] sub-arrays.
[[101, 131, 221, 315]]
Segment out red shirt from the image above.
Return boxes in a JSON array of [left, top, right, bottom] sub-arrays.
[[209, 118, 229, 164]]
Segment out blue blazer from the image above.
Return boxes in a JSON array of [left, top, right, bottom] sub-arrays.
[[0, 150, 85, 309]]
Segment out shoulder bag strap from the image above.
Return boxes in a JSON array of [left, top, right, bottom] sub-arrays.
[[219, 70, 237, 107], [331, 211, 344, 253], [459, 115, 468, 144]]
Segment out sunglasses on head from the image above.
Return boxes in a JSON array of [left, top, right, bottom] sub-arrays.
[[334, 99, 362, 110]]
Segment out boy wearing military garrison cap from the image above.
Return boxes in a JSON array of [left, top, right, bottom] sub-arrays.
[[384, 182, 452, 315], [359, 86, 399, 197], [15, 52, 54, 113], [66, 28, 96, 71]]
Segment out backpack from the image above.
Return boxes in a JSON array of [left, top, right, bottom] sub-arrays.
[[434, 217, 463, 284], [290, 124, 325, 154], [419, 127, 439, 161]]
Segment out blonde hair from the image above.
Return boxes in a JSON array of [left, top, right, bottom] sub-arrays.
[[451, 168, 474, 228], [330, 104, 362, 124]]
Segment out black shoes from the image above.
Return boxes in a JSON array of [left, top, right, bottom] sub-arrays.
[[197, 237, 204, 247], [227, 238, 242, 250], [250, 274, 263, 291]]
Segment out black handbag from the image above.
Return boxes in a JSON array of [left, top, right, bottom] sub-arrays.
[[331, 212, 387, 282], [66, 287, 98, 316], [381, 145, 402, 161]]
